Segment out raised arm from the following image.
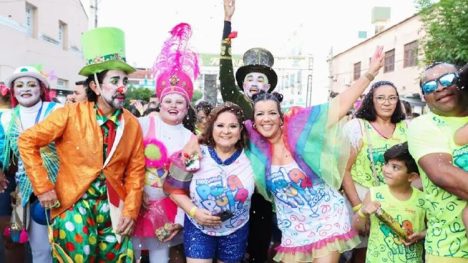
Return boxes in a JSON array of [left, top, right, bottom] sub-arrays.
[[219, 0, 253, 118], [329, 46, 384, 123], [224, 0, 235, 23]]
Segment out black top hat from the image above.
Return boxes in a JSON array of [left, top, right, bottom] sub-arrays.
[[235, 48, 278, 92]]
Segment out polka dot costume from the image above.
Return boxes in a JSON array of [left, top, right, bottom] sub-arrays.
[[52, 175, 133, 262]]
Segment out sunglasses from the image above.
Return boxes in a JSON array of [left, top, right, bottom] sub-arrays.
[[420, 72, 459, 95]]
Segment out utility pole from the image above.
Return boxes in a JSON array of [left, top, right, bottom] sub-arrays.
[[94, 0, 98, 28], [90, 0, 98, 28]]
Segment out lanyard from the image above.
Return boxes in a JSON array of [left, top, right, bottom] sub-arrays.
[[15, 102, 44, 131], [34, 102, 44, 124]]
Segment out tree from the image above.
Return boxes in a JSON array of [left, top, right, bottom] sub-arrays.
[[124, 85, 153, 107], [191, 89, 203, 105], [418, 0, 468, 65]]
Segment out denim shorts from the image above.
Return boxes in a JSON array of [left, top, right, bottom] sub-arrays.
[[184, 216, 249, 263]]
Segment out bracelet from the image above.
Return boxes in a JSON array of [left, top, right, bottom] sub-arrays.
[[357, 209, 367, 219], [352, 204, 362, 212], [189, 206, 198, 218], [364, 72, 375, 81]]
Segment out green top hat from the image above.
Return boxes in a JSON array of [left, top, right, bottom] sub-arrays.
[[79, 27, 136, 76]]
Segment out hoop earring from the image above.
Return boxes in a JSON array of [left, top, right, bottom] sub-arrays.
[[252, 123, 257, 130]]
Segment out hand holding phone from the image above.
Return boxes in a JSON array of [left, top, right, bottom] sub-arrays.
[[213, 210, 234, 222]]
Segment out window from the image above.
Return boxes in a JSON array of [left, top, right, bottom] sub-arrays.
[[25, 3, 37, 38], [58, 21, 68, 50], [353, 62, 361, 80], [56, 78, 69, 90], [384, 49, 395, 73], [404, 41, 418, 67]]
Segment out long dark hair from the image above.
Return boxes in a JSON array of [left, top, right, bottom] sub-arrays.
[[84, 70, 109, 103], [354, 81, 405, 123], [199, 102, 247, 150]]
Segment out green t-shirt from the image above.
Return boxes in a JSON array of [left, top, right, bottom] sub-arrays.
[[347, 119, 408, 187], [367, 185, 426, 263], [408, 112, 468, 258]]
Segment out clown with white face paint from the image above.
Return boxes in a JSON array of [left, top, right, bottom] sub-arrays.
[[98, 69, 128, 109], [17, 27, 145, 263], [132, 23, 199, 263], [219, 0, 278, 121], [1, 65, 61, 263], [13, 77, 42, 107], [243, 72, 271, 99]]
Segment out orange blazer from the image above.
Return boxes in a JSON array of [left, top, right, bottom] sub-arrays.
[[18, 101, 145, 220]]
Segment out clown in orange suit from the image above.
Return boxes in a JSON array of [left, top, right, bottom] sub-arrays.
[[18, 27, 145, 262]]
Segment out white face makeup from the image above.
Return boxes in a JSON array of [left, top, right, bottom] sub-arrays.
[[159, 93, 188, 125], [243, 72, 271, 98], [13, 76, 42, 107], [100, 70, 128, 109]]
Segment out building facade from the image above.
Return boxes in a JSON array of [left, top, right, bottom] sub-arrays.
[[0, 0, 88, 98], [329, 14, 426, 113], [198, 53, 314, 108]]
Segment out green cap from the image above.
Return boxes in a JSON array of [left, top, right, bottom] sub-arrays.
[[79, 27, 135, 76]]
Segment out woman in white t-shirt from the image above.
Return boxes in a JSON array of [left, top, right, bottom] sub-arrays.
[[165, 102, 255, 263]]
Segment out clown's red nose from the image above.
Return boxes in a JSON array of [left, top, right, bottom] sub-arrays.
[[117, 87, 124, 94]]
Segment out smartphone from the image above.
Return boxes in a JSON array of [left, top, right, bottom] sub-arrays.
[[214, 210, 234, 222]]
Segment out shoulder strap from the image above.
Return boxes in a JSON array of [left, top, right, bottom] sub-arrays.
[[144, 116, 156, 140], [361, 119, 379, 186]]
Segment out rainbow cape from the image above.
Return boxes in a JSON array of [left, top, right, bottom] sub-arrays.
[[245, 103, 350, 201]]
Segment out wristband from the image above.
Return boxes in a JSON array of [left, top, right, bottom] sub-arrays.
[[352, 204, 362, 212], [357, 209, 367, 219], [365, 72, 375, 81], [189, 206, 198, 218]]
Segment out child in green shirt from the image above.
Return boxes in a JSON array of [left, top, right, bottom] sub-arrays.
[[353, 142, 426, 263]]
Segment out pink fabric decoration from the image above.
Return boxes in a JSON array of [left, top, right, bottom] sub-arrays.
[[3, 227, 10, 238], [143, 137, 169, 168], [153, 23, 200, 102], [133, 197, 178, 238], [46, 70, 57, 81], [0, 84, 9, 97], [228, 31, 238, 39], [19, 229, 28, 243], [275, 230, 357, 253]]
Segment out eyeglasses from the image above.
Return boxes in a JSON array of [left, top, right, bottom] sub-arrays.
[[374, 95, 399, 104], [420, 72, 459, 95]]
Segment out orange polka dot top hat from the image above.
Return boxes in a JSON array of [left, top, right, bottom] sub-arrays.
[[79, 27, 135, 76]]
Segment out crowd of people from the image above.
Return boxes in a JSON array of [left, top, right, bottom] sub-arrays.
[[0, 0, 467, 263]]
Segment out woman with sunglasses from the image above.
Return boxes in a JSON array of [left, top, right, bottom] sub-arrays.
[[341, 80, 407, 262]]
